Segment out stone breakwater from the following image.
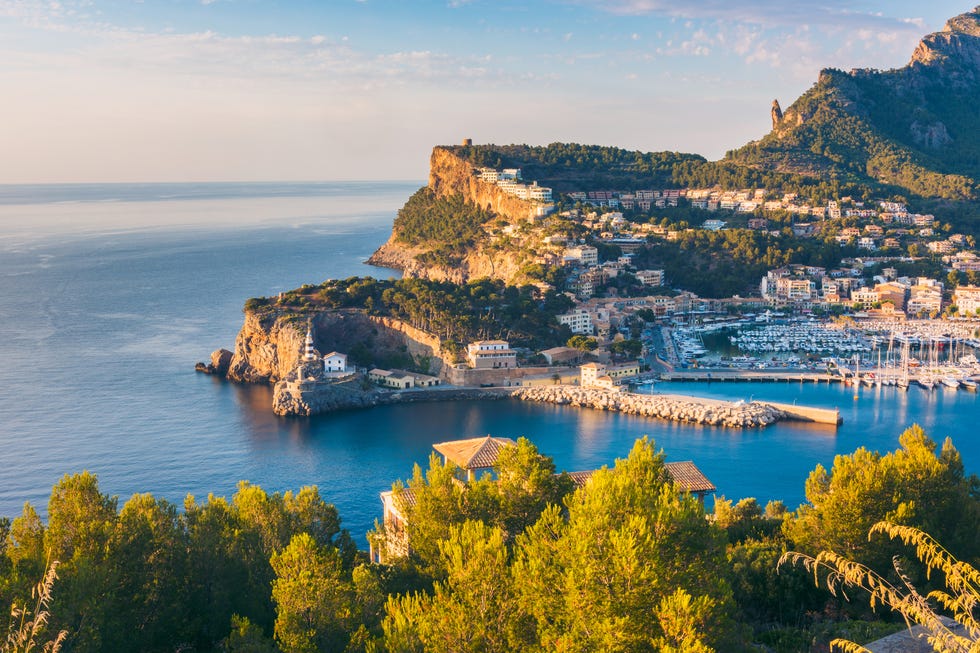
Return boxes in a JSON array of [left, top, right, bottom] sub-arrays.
[[513, 386, 786, 429]]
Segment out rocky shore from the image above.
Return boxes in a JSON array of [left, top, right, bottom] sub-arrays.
[[272, 372, 514, 416], [512, 386, 785, 428]]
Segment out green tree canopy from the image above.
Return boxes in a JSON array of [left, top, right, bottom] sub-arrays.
[[783, 424, 980, 570]]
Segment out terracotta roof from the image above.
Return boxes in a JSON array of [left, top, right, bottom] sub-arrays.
[[433, 435, 517, 470], [566, 461, 715, 494], [664, 461, 716, 493]]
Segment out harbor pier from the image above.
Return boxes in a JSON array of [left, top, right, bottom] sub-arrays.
[[660, 370, 838, 383]]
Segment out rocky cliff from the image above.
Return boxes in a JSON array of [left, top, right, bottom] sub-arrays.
[[227, 311, 305, 383], [367, 147, 540, 284], [910, 6, 980, 77], [426, 146, 541, 220], [226, 308, 446, 385]]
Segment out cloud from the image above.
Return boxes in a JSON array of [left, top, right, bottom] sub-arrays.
[[0, 4, 516, 90], [569, 0, 929, 32]]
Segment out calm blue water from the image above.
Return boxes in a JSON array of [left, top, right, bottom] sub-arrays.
[[0, 182, 977, 543]]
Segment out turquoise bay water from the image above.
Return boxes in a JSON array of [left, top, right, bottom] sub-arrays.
[[0, 181, 976, 542]]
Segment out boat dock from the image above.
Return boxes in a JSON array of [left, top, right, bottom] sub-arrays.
[[660, 370, 838, 383]]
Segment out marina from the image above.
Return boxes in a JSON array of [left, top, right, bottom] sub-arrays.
[[659, 316, 980, 394]]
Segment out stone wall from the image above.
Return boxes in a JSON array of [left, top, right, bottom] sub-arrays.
[[445, 365, 566, 387]]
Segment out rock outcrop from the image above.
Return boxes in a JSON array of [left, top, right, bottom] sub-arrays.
[[273, 372, 379, 416], [770, 99, 783, 130], [426, 146, 542, 221], [909, 6, 980, 77], [227, 312, 304, 383], [195, 348, 233, 375], [224, 308, 445, 385], [367, 147, 541, 284], [513, 386, 785, 429], [368, 237, 524, 284]]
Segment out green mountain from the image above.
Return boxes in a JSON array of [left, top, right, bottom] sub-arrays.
[[726, 6, 980, 201]]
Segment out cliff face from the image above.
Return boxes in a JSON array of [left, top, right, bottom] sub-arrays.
[[368, 238, 525, 284], [427, 147, 540, 220], [226, 309, 446, 385], [367, 147, 539, 284], [910, 7, 980, 76], [227, 311, 304, 383]]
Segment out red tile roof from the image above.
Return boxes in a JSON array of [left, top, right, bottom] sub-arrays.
[[433, 435, 517, 470], [566, 461, 715, 494], [664, 461, 716, 494]]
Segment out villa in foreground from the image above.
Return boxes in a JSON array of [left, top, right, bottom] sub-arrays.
[[370, 435, 716, 563]]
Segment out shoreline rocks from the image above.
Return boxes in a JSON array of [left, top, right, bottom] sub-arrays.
[[194, 348, 234, 376], [272, 373, 515, 416]]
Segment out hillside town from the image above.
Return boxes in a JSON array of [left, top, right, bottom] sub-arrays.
[[274, 164, 980, 409], [475, 164, 980, 317]]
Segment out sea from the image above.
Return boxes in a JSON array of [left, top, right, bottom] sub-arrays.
[[0, 181, 977, 544]]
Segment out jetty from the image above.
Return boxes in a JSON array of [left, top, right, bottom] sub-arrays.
[[512, 385, 840, 428]]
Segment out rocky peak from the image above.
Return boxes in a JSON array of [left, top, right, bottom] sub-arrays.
[[909, 6, 980, 72]]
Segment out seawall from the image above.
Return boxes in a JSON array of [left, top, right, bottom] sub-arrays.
[[271, 372, 840, 430], [762, 401, 842, 425], [512, 386, 786, 429], [273, 378, 514, 416]]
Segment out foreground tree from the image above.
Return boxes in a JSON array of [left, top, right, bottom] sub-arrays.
[[515, 438, 743, 652], [383, 521, 519, 653], [781, 521, 980, 653], [270, 533, 353, 653], [784, 425, 980, 570]]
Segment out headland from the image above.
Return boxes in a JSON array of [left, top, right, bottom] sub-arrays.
[[201, 29, 980, 426]]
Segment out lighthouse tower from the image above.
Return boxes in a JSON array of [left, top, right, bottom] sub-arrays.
[[303, 322, 317, 362]]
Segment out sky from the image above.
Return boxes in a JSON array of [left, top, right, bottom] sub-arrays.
[[0, 0, 973, 183]]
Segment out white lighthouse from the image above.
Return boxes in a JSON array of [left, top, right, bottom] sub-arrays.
[[303, 322, 317, 362]]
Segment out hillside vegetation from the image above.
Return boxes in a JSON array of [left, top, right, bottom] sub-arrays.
[[391, 188, 496, 267], [727, 7, 980, 203], [450, 142, 705, 192]]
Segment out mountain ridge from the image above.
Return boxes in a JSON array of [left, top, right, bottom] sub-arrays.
[[727, 6, 980, 201]]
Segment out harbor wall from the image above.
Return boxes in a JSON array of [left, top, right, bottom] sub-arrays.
[[763, 401, 842, 424]]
